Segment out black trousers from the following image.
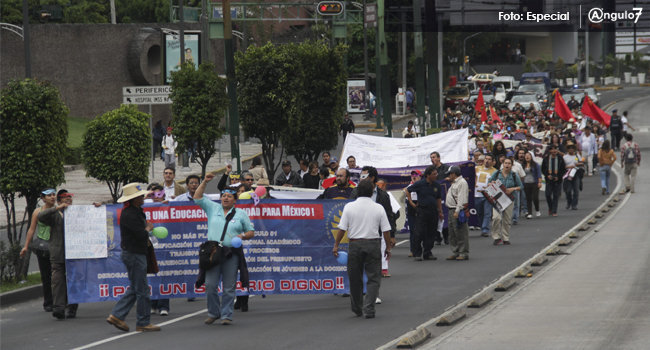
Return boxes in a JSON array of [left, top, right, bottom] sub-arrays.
[[414, 207, 438, 258], [34, 249, 53, 308]]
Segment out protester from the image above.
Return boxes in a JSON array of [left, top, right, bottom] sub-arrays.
[[321, 152, 332, 169], [403, 170, 422, 256], [620, 133, 641, 194], [597, 140, 616, 195], [376, 178, 401, 278], [298, 159, 309, 178], [609, 109, 623, 151], [402, 120, 417, 138], [107, 183, 160, 332], [562, 142, 583, 210], [332, 180, 392, 319], [302, 161, 321, 189], [319, 168, 354, 199], [174, 175, 201, 202], [406, 165, 444, 260], [580, 126, 597, 176], [249, 156, 268, 184], [35, 190, 78, 320], [152, 120, 165, 161], [445, 166, 470, 260], [429, 152, 449, 245], [475, 154, 497, 237], [541, 145, 566, 216], [522, 152, 542, 218], [20, 189, 56, 312], [162, 167, 185, 201], [145, 183, 171, 315], [194, 173, 254, 325], [489, 158, 522, 245], [161, 127, 178, 169], [275, 160, 303, 187], [340, 113, 355, 140]]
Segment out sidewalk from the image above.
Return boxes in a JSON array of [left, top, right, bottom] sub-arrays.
[[0, 141, 262, 229]]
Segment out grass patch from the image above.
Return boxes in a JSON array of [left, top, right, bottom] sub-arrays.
[[67, 116, 90, 147], [0, 272, 42, 293]]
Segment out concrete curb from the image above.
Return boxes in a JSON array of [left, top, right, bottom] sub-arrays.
[[0, 284, 43, 308], [378, 165, 627, 350]]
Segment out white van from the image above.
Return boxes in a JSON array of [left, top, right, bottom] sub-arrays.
[[492, 76, 516, 93]]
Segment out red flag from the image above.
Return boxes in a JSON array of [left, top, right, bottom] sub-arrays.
[[489, 105, 502, 124], [475, 89, 487, 122], [553, 89, 576, 122], [580, 95, 611, 127]]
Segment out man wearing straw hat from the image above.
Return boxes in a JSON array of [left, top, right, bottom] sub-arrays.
[[107, 183, 161, 332]]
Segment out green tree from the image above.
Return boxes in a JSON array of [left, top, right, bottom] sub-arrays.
[[236, 43, 295, 180], [282, 42, 347, 162], [524, 59, 533, 73], [0, 78, 68, 280], [82, 105, 150, 203], [554, 57, 566, 80], [169, 62, 228, 178]]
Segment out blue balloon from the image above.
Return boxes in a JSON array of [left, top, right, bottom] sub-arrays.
[[231, 236, 242, 248], [336, 251, 348, 265]]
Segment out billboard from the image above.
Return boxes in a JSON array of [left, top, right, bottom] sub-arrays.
[[165, 33, 200, 83]]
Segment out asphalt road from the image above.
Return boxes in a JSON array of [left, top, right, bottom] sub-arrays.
[[1, 88, 647, 350], [426, 87, 650, 350]]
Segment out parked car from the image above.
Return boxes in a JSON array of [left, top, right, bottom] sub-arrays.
[[520, 72, 551, 91], [444, 86, 470, 108], [516, 83, 548, 108]]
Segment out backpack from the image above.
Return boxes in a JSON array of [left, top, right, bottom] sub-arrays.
[[610, 116, 622, 131], [624, 144, 636, 164]]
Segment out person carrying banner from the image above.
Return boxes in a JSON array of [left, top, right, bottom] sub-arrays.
[[36, 190, 78, 320], [194, 173, 255, 326], [107, 183, 161, 332], [20, 189, 57, 312], [332, 180, 392, 319]]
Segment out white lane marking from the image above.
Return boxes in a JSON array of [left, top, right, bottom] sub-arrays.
[[72, 308, 207, 350], [395, 239, 409, 247]]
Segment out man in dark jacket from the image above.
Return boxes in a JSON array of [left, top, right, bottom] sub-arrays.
[[38, 189, 78, 320], [275, 160, 303, 187], [107, 183, 161, 332], [541, 145, 566, 217], [350, 166, 396, 240]]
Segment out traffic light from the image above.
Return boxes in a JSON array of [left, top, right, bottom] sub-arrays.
[[464, 56, 469, 64], [317, 1, 343, 16]]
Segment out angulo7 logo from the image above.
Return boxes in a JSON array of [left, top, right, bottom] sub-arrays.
[[588, 7, 643, 24]]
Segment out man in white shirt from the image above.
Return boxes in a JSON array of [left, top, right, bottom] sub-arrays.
[[162, 167, 185, 201], [579, 127, 597, 176], [333, 180, 391, 319], [161, 127, 178, 169]]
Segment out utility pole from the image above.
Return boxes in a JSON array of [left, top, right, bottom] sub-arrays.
[[378, 0, 392, 137], [413, 0, 425, 133], [374, 7, 382, 129], [363, 0, 371, 121], [223, 0, 241, 171], [22, 0, 31, 78], [201, 0, 209, 62], [110, 0, 116, 24], [179, 0, 185, 65], [425, 1, 440, 128]]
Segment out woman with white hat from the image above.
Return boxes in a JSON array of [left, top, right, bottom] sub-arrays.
[[107, 183, 161, 332]]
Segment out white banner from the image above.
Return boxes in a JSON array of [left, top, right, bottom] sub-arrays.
[[64, 205, 108, 259], [340, 128, 469, 168]]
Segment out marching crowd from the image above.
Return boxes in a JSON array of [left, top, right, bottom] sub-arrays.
[[21, 94, 642, 326]]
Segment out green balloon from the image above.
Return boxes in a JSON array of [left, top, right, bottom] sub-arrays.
[[152, 226, 168, 239]]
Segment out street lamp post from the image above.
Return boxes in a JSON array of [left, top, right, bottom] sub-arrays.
[[463, 32, 482, 76]]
